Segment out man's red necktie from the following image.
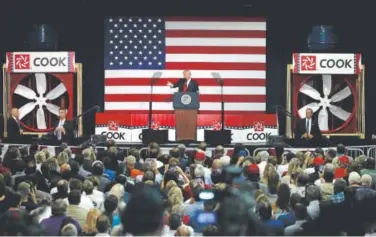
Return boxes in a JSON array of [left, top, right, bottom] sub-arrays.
[[183, 82, 188, 92]]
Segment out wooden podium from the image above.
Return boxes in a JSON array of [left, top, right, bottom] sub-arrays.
[[173, 92, 200, 141]]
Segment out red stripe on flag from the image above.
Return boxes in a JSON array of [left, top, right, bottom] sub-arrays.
[[166, 17, 266, 22], [166, 30, 266, 38], [165, 62, 265, 70], [166, 46, 266, 54], [104, 78, 266, 87], [105, 94, 266, 103], [104, 110, 265, 115]]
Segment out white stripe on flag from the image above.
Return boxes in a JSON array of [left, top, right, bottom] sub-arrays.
[[165, 38, 265, 47], [105, 86, 266, 95], [165, 54, 266, 63], [165, 21, 266, 31], [104, 102, 266, 111], [105, 70, 266, 79]]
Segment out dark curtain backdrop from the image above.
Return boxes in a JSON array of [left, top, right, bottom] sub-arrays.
[[0, 1, 375, 137]]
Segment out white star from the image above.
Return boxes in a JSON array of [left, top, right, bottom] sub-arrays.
[[148, 51, 152, 55], [134, 56, 138, 60], [119, 19, 123, 22], [148, 29, 152, 33], [138, 29, 142, 33], [148, 40, 152, 44], [110, 51, 114, 55], [158, 40, 162, 44], [153, 24, 156, 28], [129, 40, 133, 43], [158, 62, 162, 65], [148, 62, 152, 65], [119, 40, 123, 44], [143, 46, 147, 49], [114, 24, 118, 28], [138, 40, 142, 44], [115, 56, 118, 60], [133, 24, 137, 27], [114, 35, 118, 38], [110, 40, 113, 44], [148, 18, 152, 22], [109, 29, 113, 33], [153, 46, 157, 49], [153, 56, 157, 60], [158, 18, 162, 22], [129, 29, 133, 33], [114, 45, 118, 49], [138, 18, 142, 22], [143, 35, 147, 38], [143, 56, 147, 60], [134, 35, 137, 38], [109, 18, 113, 22], [129, 18, 132, 22], [158, 51, 162, 55], [110, 61, 113, 65], [139, 51, 143, 55], [153, 35, 157, 39], [124, 45, 128, 49], [119, 51, 123, 54], [134, 45, 137, 49], [130, 51, 133, 55], [119, 61, 123, 65], [119, 29, 123, 33], [129, 61, 133, 65], [124, 56, 128, 59], [143, 24, 147, 27], [158, 30, 161, 33], [139, 62, 143, 65], [124, 35, 128, 38], [124, 24, 128, 27]]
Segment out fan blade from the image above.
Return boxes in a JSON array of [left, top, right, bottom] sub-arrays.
[[330, 86, 352, 102], [18, 102, 37, 120], [299, 84, 321, 100], [298, 102, 321, 118], [35, 73, 47, 95], [14, 85, 37, 100], [36, 106, 47, 129], [329, 104, 351, 121], [318, 108, 329, 131], [46, 103, 60, 116], [322, 75, 332, 97], [45, 83, 67, 100]]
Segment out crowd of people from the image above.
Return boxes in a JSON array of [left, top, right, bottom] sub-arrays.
[[0, 140, 376, 236]]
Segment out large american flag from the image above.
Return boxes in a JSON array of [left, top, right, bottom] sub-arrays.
[[104, 17, 266, 113]]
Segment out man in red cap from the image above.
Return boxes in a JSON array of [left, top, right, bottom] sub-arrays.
[[194, 151, 213, 186]]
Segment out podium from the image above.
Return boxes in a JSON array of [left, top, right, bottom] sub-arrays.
[[173, 92, 199, 141]]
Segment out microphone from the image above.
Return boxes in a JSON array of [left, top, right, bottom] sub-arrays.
[[95, 105, 100, 112]]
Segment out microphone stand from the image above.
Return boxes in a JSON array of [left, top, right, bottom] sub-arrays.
[[211, 72, 225, 130], [73, 105, 100, 138], [148, 72, 162, 128]]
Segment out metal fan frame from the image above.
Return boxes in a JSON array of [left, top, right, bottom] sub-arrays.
[[293, 76, 357, 133], [2, 63, 84, 137]]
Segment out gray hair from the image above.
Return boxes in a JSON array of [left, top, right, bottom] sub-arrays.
[[51, 199, 68, 216], [194, 165, 205, 178], [60, 223, 78, 236], [361, 174, 373, 187], [324, 163, 335, 174], [258, 151, 269, 162], [306, 185, 320, 202]]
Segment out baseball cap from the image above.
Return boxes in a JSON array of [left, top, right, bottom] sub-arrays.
[[195, 152, 206, 161]]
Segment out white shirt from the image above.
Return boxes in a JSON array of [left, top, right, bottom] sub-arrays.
[[186, 78, 191, 86], [258, 161, 267, 178], [306, 118, 312, 134], [87, 189, 105, 209], [64, 194, 94, 211], [277, 164, 289, 178], [58, 119, 65, 127]]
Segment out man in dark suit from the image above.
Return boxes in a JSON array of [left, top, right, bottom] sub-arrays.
[[6, 107, 23, 143], [53, 108, 73, 144], [167, 70, 199, 92], [295, 108, 322, 141]]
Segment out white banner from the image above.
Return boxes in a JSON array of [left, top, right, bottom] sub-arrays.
[[292, 53, 361, 74], [6, 52, 75, 73], [96, 126, 278, 144]]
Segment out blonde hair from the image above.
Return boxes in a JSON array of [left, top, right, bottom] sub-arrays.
[[108, 146, 118, 155], [171, 204, 185, 216], [57, 152, 69, 166], [287, 158, 301, 176], [63, 148, 72, 158], [83, 208, 102, 234], [261, 163, 275, 185], [35, 151, 46, 164], [109, 184, 125, 200], [169, 193, 183, 207], [168, 186, 183, 200], [41, 148, 50, 159], [45, 157, 58, 171], [144, 180, 154, 185], [165, 180, 177, 192]]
